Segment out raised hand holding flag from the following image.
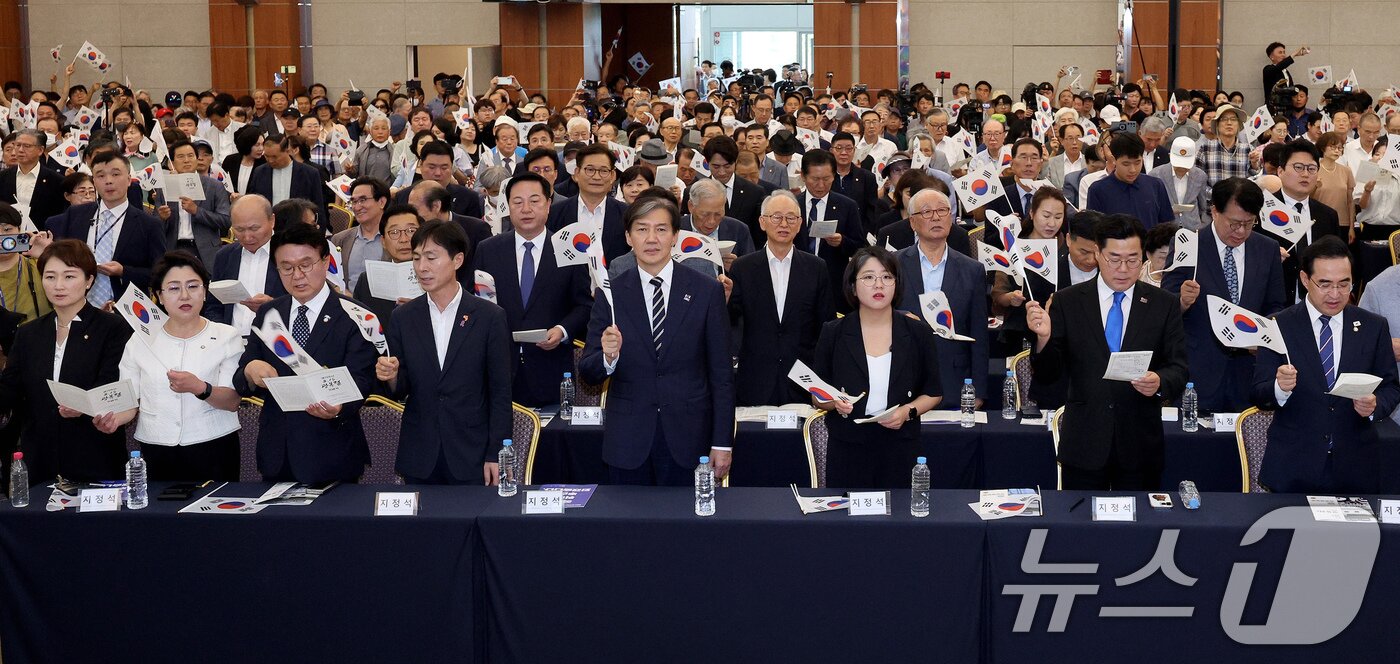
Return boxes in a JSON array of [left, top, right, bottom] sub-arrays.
[[1206, 295, 1290, 364], [918, 292, 974, 342], [254, 309, 319, 376], [552, 220, 600, 266]]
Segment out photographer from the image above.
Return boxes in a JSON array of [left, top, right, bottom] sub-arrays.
[[1262, 42, 1309, 95]]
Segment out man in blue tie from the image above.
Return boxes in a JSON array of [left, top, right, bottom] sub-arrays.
[[1027, 214, 1190, 490]]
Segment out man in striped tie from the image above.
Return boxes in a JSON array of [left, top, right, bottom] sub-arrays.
[[1253, 236, 1400, 493], [580, 195, 735, 486]]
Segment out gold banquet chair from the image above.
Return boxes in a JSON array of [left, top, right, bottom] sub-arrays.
[[966, 224, 986, 246], [1010, 349, 1035, 412], [802, 411, 830, 489], [329, 203, 355, 235], [237, 397, 263, 482], [1234, 407, 1273, 493], [1049, 407, 1065, 490], [359, 395, 405, 485], [511, 403, 542, 485], [571, 339, 608, 406]]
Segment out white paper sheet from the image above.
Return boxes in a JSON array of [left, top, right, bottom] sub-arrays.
[[364, 260, 422, 301], [208, 279, 252, 305], [1103, 351, 1153, 381], [1327, 372, 1383, 400], [165, 172, 205, 201], [45, 379, 137, 417], [512, 329, 550, 343], [262, 366, 364, 411], [808, 219, 838, 239]]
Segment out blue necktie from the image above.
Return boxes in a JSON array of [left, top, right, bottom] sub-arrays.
[[1319, 315, 1335, 390], [809, 197, 820, 253], [88, 209, 117, 306], [1022, 192, 1032, 217], [1105, 291, 1125, 353], [1223, 246, 1239, 304], [293, 304, 310, 348], [520, 241, 535, 306]]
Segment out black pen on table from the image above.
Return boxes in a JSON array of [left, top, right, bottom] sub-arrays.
[[1068, 497, 1085, 513]]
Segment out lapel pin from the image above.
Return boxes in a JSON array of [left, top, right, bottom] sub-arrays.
[[1353, 321, 1361, 331], [460, 314, 469, 327], [322, 315, 331, 324], [1138, 296, 1148, 303], [683, 293, 692, 302]]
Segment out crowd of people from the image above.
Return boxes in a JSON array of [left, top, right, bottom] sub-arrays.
[[2, 41, 1400, 495]]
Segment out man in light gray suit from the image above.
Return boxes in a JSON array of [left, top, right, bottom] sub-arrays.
[[159, 139, 232, 267], [1041, 123, 1087, 189], [1148, 136, 1212, 230]]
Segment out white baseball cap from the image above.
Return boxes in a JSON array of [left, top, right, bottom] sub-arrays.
[[1169, 136, 1197, 169]]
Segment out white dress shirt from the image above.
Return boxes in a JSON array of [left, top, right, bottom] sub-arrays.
[[1078, 170, 1109, 208], [1068, 260, 1097, 285], [87, 199, 129, 250], [806, 195, 826, 252], [52, 314, 79, 381], [1173, 171, 1189, 205], [603, 260, 675, 375], [14, 162, 39, 207], [119, 320, 244, 445], [199, 120, 245, 163], [426, 282, 464, 369], [1275, 298, 1344, 405], [234, 242, 271, 335], [865, 352, 892, 415], [766, 245, 793, 323], [577, 196, 607, 229], [1096, 278, 1135, 345], [1062, 153, 1086, 177], [290, 283, 332, 335]]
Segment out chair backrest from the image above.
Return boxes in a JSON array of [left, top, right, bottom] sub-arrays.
[[329, 204, 354, 235], [571, 341, 607, 407], [1235, 406, 1272, 493], [967, 224, 986, 246], [1389, 228, 1400, 266], [1011, 350, 1035, 412], [1049, 406, 1065, 490], [237, 398, 263, 482], [510, 403, 542, 485], [803, 411, 830, 489], [359, 395, 405, 485]]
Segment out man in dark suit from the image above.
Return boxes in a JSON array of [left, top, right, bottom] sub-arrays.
[[377, 220, 513, 485], [546, 143, 630, 261], [45, 152, 167, 307], [472, 173, 593, 407], [679, 178, 755, 276], [579, 195, 735, 485], [794, 149, 867, 313], [897, 188, 991, 405], [1163, 178, 1287, 413], [208, 194, 287, 334], [234, 223, 378, 484], [1260, 140, 1344, 302], [726, 189, 834, 406], [0, 129, 68, 228], [1027, 214, 1190, 490], [408, 180, 490, 283], [388, 140, 485, 218], [247, 133, 328, 230], [979, 138, 1045, 244], [157, 139, 231, 268], [1252, 236, 1400, 493], [701, 136, 766, 245], [828, 132, 881, 234]]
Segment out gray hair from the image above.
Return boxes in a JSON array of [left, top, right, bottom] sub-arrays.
[[761, 189, 800, 215], [1139, 115, 1171, 134], [689, 178, 725, 204], [566, 116, 590, 133], [924, 108, 950, 123], [476, 165, 512, 192], [16, 128, 46, 149], [905, 188, 950, 216]]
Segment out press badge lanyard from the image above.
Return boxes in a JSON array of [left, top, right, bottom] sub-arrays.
[[91, 204, 130, 247]]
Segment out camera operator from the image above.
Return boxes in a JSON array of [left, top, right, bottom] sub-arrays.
[[1262, 42, 1309, 95]]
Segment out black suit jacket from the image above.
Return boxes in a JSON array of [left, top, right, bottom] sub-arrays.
[[1031, 280, 1189, 473], [47, 202, 168, 298], [813, 310, 943, 445], [1259, 192, 1344, 302], [233, 290, 378, 483], [832, 166, 880, 235], [450, 213, 493, 283], [386, 291, 513, 482], [206, 241, 287, 325], [1161, 226, 1286, 412], [983, 177, 1030, 242], [727, 248, 834, 406], [0, 304, 133, 482], [220, 154, 266, 194], [897, 245, 991, 400], [472, 231, 593, 406], [1252, 304, 1400, 493], [720, 176, 767, 245], [876, 214, 972, 257], [795, 191, 868, 312], [390, 183, 487, 220], [0, 164, 68, 228], [545, 195, 630, 262], [247, 161, 329, 229]]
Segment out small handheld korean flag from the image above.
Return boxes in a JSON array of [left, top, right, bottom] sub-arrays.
[[1319, 110, 1335, 133], [1259, 194, 1313, 248], [1081, 122, 1101, 146], [209, 163, 235, 194], [452, 108, 474, 131], [326, 174, 354, 203], [1378, 137, 1400, 175], [325, 240, 347, 291], [1035, 93, 1053, 115], [1156, 227, 1198, 274], [552, 220, 599, 266], [918, 292, 974, 342], [1338, 69, 1359, 89], [1207, 295, 1289, 362], [978, 241, 1021, 284], [254, 309, 318, 376], [339, 298, 389, 356], [1242, 105, 1274, 145], [689, 150, 710, 177], [51, 135, 84, 170], [134, 163, 165, 192], [953, 164, 1005, 211], [50, 45, 62, 65], [327, 129, 354, 161], [586, 241, 614, 320], [1308, 66, 1333, 86], [628, 52, 653, 77], [956, 130, 978, 158], [672, 230, 723, 268], [77, 41, 108, 73], [947, 96, 968, 119], [787, 359, 863, 406], [1167, 94, 1180, 119], [473, 270, 497, 304], [910, 147, 930, 172], [796, 127, 821, 151], [1016, 238, 1058, 289], [608, 141, 637, 170], [116, 283, 167, 346]]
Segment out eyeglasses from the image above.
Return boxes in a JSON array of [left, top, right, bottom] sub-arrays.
[[276, 258, 325, 276], [1288, 163, 1320, 174], [161, 282, 204, 296], [910, 207, 952, 220], [1310, 280, 1352, 293], [349, 196, 376, 206], [1101, 255, 1143, 270], [925, 123, 948, 130], [385, 227, 418, 239], [580, 166, 613, 178], [763, 214, 801, 226], [1222, 218, 1254, 232], [857, 274, 897, 286]]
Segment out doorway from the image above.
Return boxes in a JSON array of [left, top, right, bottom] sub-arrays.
[[677, 4, 813, 90]]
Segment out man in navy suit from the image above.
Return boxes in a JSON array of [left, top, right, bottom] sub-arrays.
[[388, 140, 485, 218], [45, 152, 166, 307], [1260, 140, 1345, 302], [1252, 236, 1400, 493], [546, 143, 629, 261], [472, 173, 593, 407], [828, 132, 881, 234], [896, 188, 990, 405], [0, 129, 68, 228], [234, 223, 378, 484], [794, 149, 867, 313], [701, 136, 766, 244], [580, 195, 735, 485], [208, 195, 288, 334], [1163, 178, 1286, 413], [377, 220, 513, 485], [247, 133, 328, 230], [678, 178, 755, 276], [979, 138, 1044, 244]]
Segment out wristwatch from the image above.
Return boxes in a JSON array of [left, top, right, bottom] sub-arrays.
[[195, 381, 213, 401], [908, 406, 918, 422]]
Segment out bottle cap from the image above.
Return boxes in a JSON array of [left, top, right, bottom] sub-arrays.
[[1186, 382, 1194, 388], [502, 439, 513, 447], [699, 456, 710, 464], [130, 451, 141, 458], [564, 372, 572, 378], [11, 452, 21, 461], [1186, 497, 1201, 509], [916, 456, 927, 464], [963, 378, 973, 384], [1006, 370, 1014, 377]]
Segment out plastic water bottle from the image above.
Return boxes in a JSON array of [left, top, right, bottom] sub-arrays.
[[1179, 480, 1201, 510], [1181, 382, 1199, 433], [1002, 370, 1017, 420], [960, 378, 976, 428], [125, 451, 148, 510], [559, 372, 576, 421], [8, 452, 29, 508], [911, 456, 930, 517], [498, 440, 518, 497], [695, 456, 716, 516]]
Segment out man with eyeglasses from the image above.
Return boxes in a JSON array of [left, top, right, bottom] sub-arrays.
[[827, 133, 881, 236], [1253, 235, 1400, 493], [1196, 104, 1252, 185], [158, 139, 231, 269], [235, 222, 378, 484], [1164, 178, 1286, 414], [679, 178, 754, 276], [209, 194, 287, 334], [389, 141, 486, 219], [795, 148, 866, 312], [897, 188, 989, 405], [331, 176, 389, 291], [0, 129, 68, 228], [546, 143, 629, 261], [409, 180, 489, 284], [1261, 140, 1344, 302], [725, 190, 835, 406], [699, 136, 766, 245], [969, 119, 1009, 174], [472, 173, 592, 407], [979, 138, 1046, 232], [1027, 214, 1189, 490]]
